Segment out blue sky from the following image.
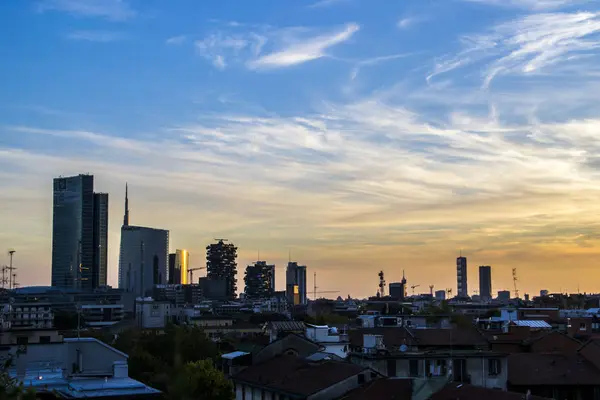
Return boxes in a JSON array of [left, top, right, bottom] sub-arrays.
[[2, 0, 600, 297]]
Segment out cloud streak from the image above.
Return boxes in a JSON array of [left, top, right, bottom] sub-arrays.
[[248, 23, 360, 69], [66, 30, 124, 42], [427, 11, 600, 87], [37, 0, 135, 20], [464, 0, 588, 10]]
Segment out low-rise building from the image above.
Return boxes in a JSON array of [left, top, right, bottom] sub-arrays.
[[0, 330, 161, 398], [232, 355, 373, 400]]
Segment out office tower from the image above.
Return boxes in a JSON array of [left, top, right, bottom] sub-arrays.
[[168, 254, 176, 284], [479, 266, 492, 301], [93, 193, 109, 288], [52, 174, 108, 290], [456, 256, 468, 297], [118, 186, 169, 296], [244, 261, 275, 299], [286, 262, 307, 305], [168, 249, 189, 285], [206, 240, 237, 300]]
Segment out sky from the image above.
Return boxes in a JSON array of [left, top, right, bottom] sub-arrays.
[[1, 0, 600, 299]]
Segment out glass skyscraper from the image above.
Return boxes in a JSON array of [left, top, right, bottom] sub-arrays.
[[51, 175, 108, 290], [118, 185, 169, 296]]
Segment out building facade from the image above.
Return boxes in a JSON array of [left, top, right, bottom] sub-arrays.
[[479, 265, 492, 301], [51, 175, 107, 290], [168, 249, 189, 285], [456, 256, 468, 298], [118, 226, 169, 297], [93, 193, 109, 288], [244, 261, 275, 299], [286, 262, 307, 305], [206, 240, 238, 300]]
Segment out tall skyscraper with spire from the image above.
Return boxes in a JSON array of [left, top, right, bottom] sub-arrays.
[[118, 184, 169, 296]]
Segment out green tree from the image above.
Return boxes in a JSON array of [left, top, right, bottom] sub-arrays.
[[168, 360, 234, 400], [0, 355, 36, 400], [110, 325, 229, 398]]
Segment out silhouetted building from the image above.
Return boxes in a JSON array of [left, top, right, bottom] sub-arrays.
[[51, 174, 108, 290], [389, 271, 407, 300], [389, 283, 404, 300], [457, 256, 468, 297], [244, 261, 275, 299], [479, 265, 492, 301], [286, 262, 307, 305], [168, 249, 189, 285], [206, 240, 237, 299], [435, 290, 446, 300], [118, 185, 169, 296], [498, 290, 511, 301], [199, 277, 228, 300], [93, 193, 109, 288]]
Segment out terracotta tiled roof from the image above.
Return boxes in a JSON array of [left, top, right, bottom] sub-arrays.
[[232, 355, 367, 397], [341, 378, 412, 400], [430, 383, 550, 399], [508, 353, 600, 386]]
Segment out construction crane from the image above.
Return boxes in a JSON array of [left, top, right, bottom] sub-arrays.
[[313, 272, 339, 299], [309, 291, 341, 299], [214, 238, 229, 242], [188, 267, 206, 284], [512, 268, 519, 299], [410, 285, 420, 296]]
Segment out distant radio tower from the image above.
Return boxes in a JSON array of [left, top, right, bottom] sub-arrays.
[[512, 268, 519, 299], [7, 249, 16, 290]]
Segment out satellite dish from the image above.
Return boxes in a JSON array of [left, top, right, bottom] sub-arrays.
[[400, 344, 408, 352]]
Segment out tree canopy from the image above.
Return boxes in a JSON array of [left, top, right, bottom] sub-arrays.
[[110, 325, 233, 399]]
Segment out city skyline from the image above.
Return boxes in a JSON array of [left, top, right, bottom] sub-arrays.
[[2, 0, 600, 298]]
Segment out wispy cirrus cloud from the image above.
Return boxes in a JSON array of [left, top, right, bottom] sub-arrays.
[[66, 30, 124, 42], [309, 0, 352, 9], [397, 17, 425, 30], [36, 0, 135, 20], [463, 0, 589, 10], [349, 53, 413, 80], [195, 23, 359, 70], [166, 35, 187, 45], [427, 11, 600, 87], [248, 23, 360, 69]]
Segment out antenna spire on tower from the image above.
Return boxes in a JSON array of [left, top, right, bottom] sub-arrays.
[[123, 183, 130, 226]]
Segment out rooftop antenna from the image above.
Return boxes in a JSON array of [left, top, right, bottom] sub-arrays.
[[313, 271, 317, 300], [378, 271, 386, 297], [7, 249, 16, 290]]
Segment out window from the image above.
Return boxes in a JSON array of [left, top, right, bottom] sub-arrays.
[[39, 336, 51, 344], [16, 337, 28, 346], [357, 373, 365, 384], [386, 360, 397, 377], [580, 322, 587, 331], [488, 359, 502, 376], [409, 360, 419, 377]]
